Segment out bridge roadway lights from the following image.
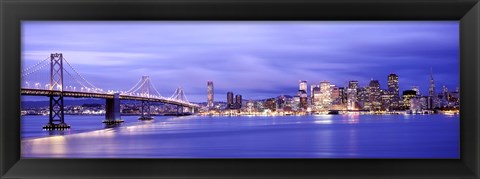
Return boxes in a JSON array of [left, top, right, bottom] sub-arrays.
[[43, 123, 70, 130]]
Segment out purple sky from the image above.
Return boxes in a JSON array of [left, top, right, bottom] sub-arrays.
[[22, 21, 459, 102]]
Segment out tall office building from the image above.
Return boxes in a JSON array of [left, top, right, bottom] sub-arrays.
[[300, 93, 308, 110], [207, 81, 214, 108], [331, 85, 340, 102], [348, 80, 359, 90], [227, 92, 234, 109], [388, 74, 400, 109], [429, 69, 435, 97], [347, 80, 359, 110], [311, 86, 321, 111], [387, 74, 399, 97], [369, 79, 382, 110], [310, 84, 320, 104], [428, 69, 436, 109], [402, 90, 417, 109], [412, 86, 420, 96], [319, 81, 332, 109], [299, 80, 308, 94], [338, 87, 347, 104], [235, 94, 242, 109]]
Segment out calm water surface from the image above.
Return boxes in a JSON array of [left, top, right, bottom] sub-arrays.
[[21, 114, 459, 158]]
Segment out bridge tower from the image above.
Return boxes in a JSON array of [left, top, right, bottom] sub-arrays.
[[43, 53, 70, 129], [139, 76, 153, 120]]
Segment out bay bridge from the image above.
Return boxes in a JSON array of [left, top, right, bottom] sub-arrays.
[[21, 53, 199, 130]]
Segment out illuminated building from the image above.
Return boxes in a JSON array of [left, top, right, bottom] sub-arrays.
[[293, 95, 300, 111], [347, 80, 359, 110], [380, 90, 393, 111], [318, 81, 332, 109], [299, 80, 308, 93], [331, 85, 340, 103], [358, 87, 370, 110], [312, 86, 321, 111], [338, 87, 347, 104], [348, 80, 359, 90], [264, 98, 276, 111], [310, 84, 319, 104], [227, 92, 234, 109], [388, 74, 400, 109], [276, 95, 286, 110], [412, 86, 420, 97], [207, 81, 214, 109], [300, 93, 308, 110], [235, 94, 242, 109], [402, 90, 417, 109], [428, 68, 436, 109], [369, 79, 382, 111]]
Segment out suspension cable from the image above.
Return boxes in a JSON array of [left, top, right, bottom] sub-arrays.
[[21, 60, 50, 77], [22, 56, 49, 74], [63, 58, 98, 89]]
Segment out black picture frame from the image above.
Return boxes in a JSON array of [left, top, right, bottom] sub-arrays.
[[1, 0, 479, 178]]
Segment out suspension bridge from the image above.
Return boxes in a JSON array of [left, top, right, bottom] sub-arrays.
[[21, 53, 199, 130]]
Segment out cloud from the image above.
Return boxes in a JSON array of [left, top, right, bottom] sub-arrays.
[[21, 21, 459, 102]]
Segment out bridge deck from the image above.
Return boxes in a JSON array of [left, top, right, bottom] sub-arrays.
[[21, 88, 199, 108]]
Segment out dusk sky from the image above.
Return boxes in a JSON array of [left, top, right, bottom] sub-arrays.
[[22, 21, 459, 102]]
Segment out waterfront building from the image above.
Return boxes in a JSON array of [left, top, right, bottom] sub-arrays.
[[348, 80, 359, 90], [380, 90, 393, 111], [428, 68, 437, 109], [388, 74, 400, 109], [264, 98, 276, 111], [318, 81, 332, 110], [310, 84, 320, 105], [331, 85, 340, 104], [358, 86, 370, 110], [276, 95, 286, 110], [299, 80, 308, 94], [412, 86, 421, 97], [246, 100, 255, 112], [312, 86, 322, 111], [300, 93, 308, 110], [235, 94, 242, 109], [347, 80, 359, 110], [227, 92, 234, 109], [369, 79, 382, 111], [338, 87, 347, 104], [293, 95, 300, 111], [402, 90, 417, 109], [207, 81, 214, 109]]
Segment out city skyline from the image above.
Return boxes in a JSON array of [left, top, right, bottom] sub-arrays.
[[22, 21, 459, 102]]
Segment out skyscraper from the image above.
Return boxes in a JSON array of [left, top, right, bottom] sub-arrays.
[[388, 74, 400, 109], [299, 80, 308, 94], [429, 69, 435, 97], [207, 81, 214, 108], [227, 92, 234, 109], [428, 68, 436, 109], [347, 80, 359, 110], [369, 79, 381, 110], [319, 81, 332, 109], [387, 74, 399, 96], [235, 94, 242, 109]]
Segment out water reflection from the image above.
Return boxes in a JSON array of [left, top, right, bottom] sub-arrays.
[[22, 115, 460, 158]]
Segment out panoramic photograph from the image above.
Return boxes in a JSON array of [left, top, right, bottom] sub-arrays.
[[20, 21, 459, 158]]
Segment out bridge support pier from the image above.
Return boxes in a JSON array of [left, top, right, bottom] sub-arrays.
[[176, 105, 184, 116], [43, 53, 70, 130], [139, 100, 153, 120], [103, 93, 124, 124]]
